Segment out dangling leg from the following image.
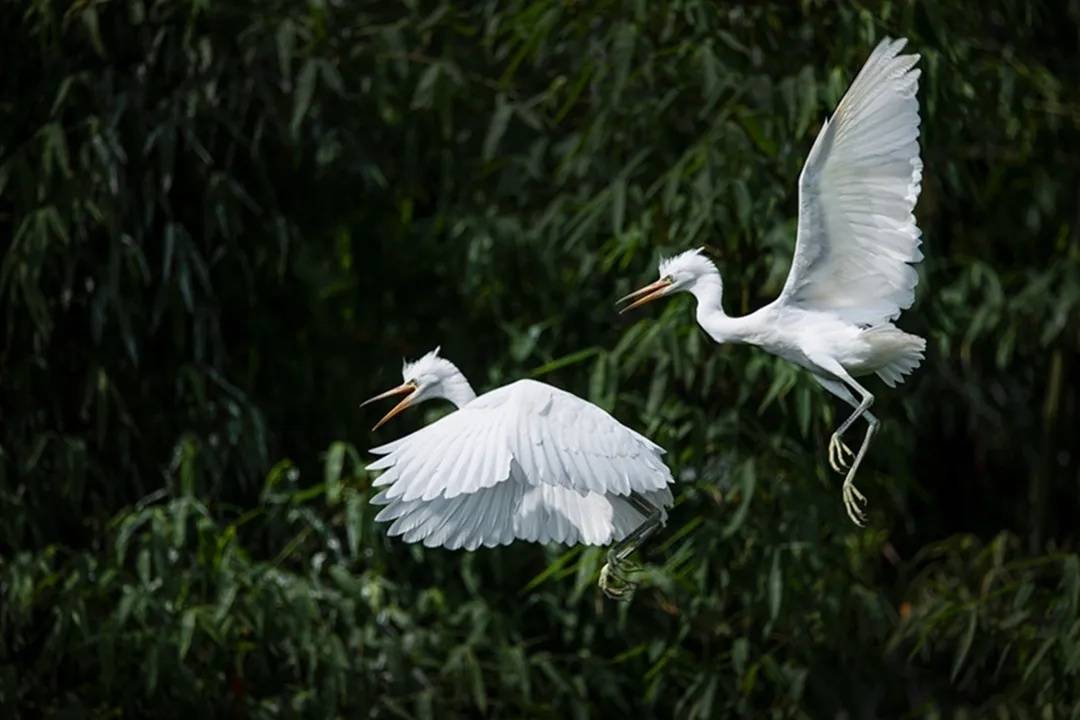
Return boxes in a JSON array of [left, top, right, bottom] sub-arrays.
[[599, 494, 665, 600], [812, 376, 860, 473], [840, 407, 878, 524], [812, 373, 877, 526]]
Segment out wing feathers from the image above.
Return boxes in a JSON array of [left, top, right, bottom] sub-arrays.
[[367, 379, 674, 549], [781, 37, 923, 326]]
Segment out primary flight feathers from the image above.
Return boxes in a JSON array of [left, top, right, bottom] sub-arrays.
[[783, 37, 923, 326]]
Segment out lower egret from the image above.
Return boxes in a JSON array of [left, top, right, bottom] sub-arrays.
[[362, 348, 674, 597]]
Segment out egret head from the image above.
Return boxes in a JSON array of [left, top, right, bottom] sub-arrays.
[[618, 247, 720, 313], [361, 347, 472, 430]]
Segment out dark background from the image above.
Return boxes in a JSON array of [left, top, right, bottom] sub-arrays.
[[2, 0, 1079, 716]]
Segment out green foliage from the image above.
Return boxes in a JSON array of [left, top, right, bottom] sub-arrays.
[[2, 0, 1079, 716]]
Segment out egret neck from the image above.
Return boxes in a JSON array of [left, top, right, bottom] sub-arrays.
[[687, 272, 756, 345], [439, 370, 477, 408]]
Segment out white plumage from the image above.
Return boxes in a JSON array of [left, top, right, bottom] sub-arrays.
[[620, 38, 926, 525], [362, 349, 674, 555], [782, 37, 924, 326]]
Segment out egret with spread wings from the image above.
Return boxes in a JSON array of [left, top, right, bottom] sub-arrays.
[[619, 38, 925, 524], [362, 348, 674, 598]]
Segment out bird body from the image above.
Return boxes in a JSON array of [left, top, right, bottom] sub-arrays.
[[362, 350, 673, 568], [619, 38, 926, 524], [689, 284, 923, 387]]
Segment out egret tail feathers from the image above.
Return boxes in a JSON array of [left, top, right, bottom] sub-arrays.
[[867, 325, 926, 387]]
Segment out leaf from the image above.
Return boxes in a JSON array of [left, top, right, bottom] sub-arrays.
[[1064, 555, 1080, 615], [464, 648, 487, 713], [42, 124, 72, 178], [50, 75, 76, 116], [179, 608, 197, 660], [732, 637, 749, 677], [722, 460, 756, 538], [951, 610, 977, 682], [796, 65, 816, 137], [411, 64, 441, 109], [520, 547, 583, 593], [276, 19, 295, 80], [611, 22, 636, 102], [178, 436, 197, 497], [570, 547, 602, 603], [611, 176, 626, 236], [700, 42, 719, 105], [757, 364, 795, 414], [482, 94, 513, 161], [291, 59, 319, 137], [767, 549, 782, 622], [529, 347, 601, 377], [346, 490, 363, 557], [796, 385, 812, 438], [733, 180, 752, 231], [692, 675, 718, 719], [1022, 634, 1056, 684], [319, 59, 345, 95], [81, 8, 106, 56], [324, 441, 346, 506], [214, 581, 238, 625]]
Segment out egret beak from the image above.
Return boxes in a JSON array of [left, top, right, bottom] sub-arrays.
[[362, 381, 418, 431], [617, 278, 674, 314]]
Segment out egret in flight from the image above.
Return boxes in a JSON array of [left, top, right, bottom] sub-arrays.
[[361, 348, 674, 597], [619, 38, 925, 524]]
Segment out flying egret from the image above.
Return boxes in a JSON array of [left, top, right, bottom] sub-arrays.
[[361, 348, 675, 597], [618, 38, 926, 525]]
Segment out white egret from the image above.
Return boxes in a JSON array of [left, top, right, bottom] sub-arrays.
[[619, 38, 926, 525], [361, 348, 675, 597]]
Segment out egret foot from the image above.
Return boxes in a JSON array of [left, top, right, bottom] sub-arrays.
[[842, 476, 868, 526], [599, 550, 639, 601], [597, 494, 664, 601], [828, 433, 855, 473]]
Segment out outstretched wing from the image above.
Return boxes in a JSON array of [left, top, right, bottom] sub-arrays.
[[778, 37, 923, 326], [365, 379, 673, 550], [371, 478, 673, 551], [367, 379, 672, 504]]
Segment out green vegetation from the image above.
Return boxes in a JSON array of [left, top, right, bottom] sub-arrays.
[[2, 0, 1079, 716]]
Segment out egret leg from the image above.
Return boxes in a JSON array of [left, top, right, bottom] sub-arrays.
[[813, 376, 860, 472], [812, 373, 877, 525], [599, 495, 664, 601], [842, 411, 879, 525], [835, 379, 876, 525]]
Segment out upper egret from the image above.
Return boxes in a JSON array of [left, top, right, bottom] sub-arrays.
[[362, 347, 674, 597], [619, 38, 926, 524]]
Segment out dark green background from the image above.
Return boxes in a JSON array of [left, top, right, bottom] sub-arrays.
[[2, 0, 1079, 716]]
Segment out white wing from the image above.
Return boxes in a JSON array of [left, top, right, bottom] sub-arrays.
[[372, 478, 673, 550], [365, 378, 674, 550], [778, 37, 923, 326], [367, 379, 672, 502]]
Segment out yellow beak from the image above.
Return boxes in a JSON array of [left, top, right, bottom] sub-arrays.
[[617, 278, 674, 314], [361, 381, 418, 431]]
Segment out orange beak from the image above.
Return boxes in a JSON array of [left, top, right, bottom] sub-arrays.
[[361, 381, 419, 431], [617, 278, 674, 314]]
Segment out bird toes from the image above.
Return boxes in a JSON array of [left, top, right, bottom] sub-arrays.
[[828, 435, 853, 473], [842, 481, 869, 526], [599, 561, 636, 601]]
